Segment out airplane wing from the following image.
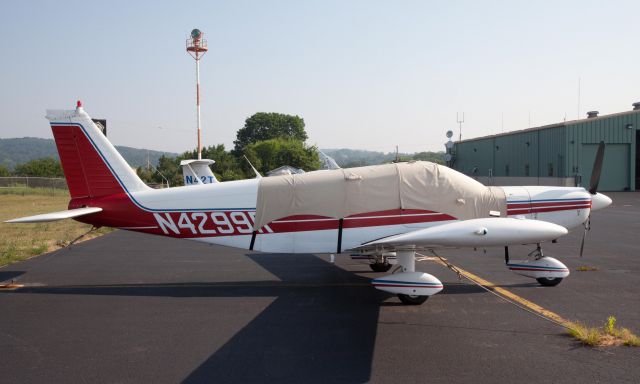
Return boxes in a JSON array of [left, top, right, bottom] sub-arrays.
[[355, 217, 568, 250], [4, 207, 103, 223]]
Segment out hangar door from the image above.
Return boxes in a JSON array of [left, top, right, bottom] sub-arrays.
[[581, 143, 629, 191]]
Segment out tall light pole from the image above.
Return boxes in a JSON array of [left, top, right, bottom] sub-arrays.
[[186, 29, 208, 160]]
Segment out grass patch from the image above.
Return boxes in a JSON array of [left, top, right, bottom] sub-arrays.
[[29, 243, 49, 256], [567, 316, 640, 347], [0, 191, 112, 268], [576, 265, 599, 272]]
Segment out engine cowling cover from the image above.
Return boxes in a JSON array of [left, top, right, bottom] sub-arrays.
[[372, 272, 443, 296], [507, 257, 570, 279]]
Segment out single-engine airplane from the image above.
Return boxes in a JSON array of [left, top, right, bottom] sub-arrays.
[[6, 103, 612, 305]]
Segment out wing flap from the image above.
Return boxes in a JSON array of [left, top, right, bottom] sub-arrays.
[[357, 218, 567, 249], [5, 207, 103, 223]]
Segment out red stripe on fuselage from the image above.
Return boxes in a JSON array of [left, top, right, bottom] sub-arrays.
[[74, 197, 592, 239], [508, 200, 590, 208], [507, 200, 591, 215], [72, 197, 458, 239], [248, 209, 456, 233], [507, 205, 591, 215]]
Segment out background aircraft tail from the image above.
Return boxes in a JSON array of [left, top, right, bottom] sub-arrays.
[[46, 102, 150, 199]]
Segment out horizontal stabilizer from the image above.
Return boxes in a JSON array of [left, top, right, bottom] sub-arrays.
[[360, 217, 568, 248], [5, 207, 103, 223], [180, 159, 218, 185]]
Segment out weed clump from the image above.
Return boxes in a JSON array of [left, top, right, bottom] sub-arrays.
[[575, 265, 599, 272], [567, 316, 640, 347]]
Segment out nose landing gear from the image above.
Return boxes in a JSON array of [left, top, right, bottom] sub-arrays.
[[505, 244, 570, 286], [536, 276, 564, 286]]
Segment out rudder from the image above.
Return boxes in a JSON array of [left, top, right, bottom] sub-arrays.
[[47, 104, 149, 199]]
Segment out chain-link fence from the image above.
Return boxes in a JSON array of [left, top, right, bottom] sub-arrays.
[[0, 177, 68, 196]]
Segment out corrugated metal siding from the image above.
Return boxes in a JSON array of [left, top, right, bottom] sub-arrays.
[[453, 127, 563, 179], [539, 128, 566, 178], [454, 139, 494, 176], [567, 113, 637, 190], [453, 109, 639, 190], [493, 131, 539, 177]]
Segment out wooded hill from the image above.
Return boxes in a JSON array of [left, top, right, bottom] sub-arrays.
[[321, 148, 444, 168], [0, 137, 177, 170]]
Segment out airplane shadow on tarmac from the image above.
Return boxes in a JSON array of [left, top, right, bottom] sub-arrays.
[[6, 253, 485, 383], [7, 254, 378, 383], [0, 271, 25, 283], [184, 254, 380, 383]]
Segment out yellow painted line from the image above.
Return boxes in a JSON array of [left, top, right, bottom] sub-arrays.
[[424, 256, 570, 326]]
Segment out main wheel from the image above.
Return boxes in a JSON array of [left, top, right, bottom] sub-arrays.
[[536, 277, 563, 287], [370, 262, 392, 272], [397, 294, 429, 305]]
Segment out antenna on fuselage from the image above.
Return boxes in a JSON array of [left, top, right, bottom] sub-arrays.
[[244, 155, 262, 179]]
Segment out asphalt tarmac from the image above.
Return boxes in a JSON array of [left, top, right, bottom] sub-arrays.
[[1, 192, 639, 383]]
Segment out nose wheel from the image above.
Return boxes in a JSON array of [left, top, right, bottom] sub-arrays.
[[505, 245, 570, 286], [536, 277, 563, 286]]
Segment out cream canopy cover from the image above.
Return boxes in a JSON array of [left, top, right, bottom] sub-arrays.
[[254, 161, 506, 231]]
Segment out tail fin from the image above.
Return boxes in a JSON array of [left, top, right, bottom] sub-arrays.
[[46, 104, 149, 199]]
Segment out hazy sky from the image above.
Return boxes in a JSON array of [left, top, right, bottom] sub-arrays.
[[0, 1, 638, 154]]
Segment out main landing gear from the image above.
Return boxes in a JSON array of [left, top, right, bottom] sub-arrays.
[[351, 251, 395, 272], [505, 244, 570, 287], [397, 293, 429, 305], [367, 251, 394, 272], [370, 262, 392, 273], [371, 249, 443, 305]]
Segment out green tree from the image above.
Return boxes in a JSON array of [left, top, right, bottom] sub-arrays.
[[137, 155, 182, 187], [136, 166, 157, 185], [142, 111, 314, 185], [234, 112, 307, 152], [13, 158, 63, 177], [182, 144, 244, 181], [0, 165, 10, 177], [244, 138, 320, 175], [155, 155, 183, 186]]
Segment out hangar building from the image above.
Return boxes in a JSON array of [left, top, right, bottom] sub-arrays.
[[452, 103, 640, 191]]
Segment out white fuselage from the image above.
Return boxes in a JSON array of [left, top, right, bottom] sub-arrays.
[[110, 180, 596, 254]]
